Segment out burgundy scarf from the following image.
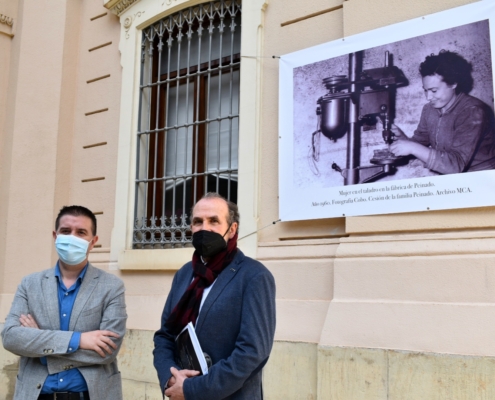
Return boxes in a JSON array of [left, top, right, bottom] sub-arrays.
[[166, 233, 238, 336]]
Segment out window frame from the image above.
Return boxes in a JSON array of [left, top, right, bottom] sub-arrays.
[[109, 0, 267, 270]]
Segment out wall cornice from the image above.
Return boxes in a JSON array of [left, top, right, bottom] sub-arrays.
[[0, 13, 14, 38], [0, 13, 13, 27], [104, 0, 141, 16]]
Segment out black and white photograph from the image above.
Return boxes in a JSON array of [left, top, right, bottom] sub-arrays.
[[279, 1, 495, 220], [294, 20, 494, 188]]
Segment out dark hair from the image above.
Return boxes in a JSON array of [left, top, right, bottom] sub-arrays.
[[192, 192, 240, 228], [419, 50, 473, 94], [55, 205, 97, 236]]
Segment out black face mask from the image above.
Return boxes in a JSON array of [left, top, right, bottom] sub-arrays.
[[192, 226, 231, 258]]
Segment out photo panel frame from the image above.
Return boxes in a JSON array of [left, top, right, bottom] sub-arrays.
[[279, 0, 495, 221]]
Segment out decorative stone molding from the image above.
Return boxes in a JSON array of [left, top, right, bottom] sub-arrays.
[[123, 10, 145, 39], [161, 0, 180, 6], [0, 13, 13, 27], [104, 0, 141, 16]]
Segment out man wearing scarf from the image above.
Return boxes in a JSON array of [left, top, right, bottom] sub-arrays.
[[153, 193, 276, 400]]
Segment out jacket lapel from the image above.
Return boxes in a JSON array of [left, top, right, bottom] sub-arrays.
[[195, 251, 244, 333], [69, 264, 99, 330], [41, 268, 60, 330]]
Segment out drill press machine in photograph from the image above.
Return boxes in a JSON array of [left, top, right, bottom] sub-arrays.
[[311, 50, 408, 185]]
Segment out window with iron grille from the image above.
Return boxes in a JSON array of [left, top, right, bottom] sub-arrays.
[[133, 0, 241, 249]]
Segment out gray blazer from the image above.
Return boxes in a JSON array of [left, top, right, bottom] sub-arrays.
[[1, 264, 127, 400], [153, 250, 276, 400]]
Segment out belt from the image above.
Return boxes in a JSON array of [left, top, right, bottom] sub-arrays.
[[38, 392, 90, 400]]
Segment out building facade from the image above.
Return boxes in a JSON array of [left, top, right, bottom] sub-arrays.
[[2, 0, 494, 398]]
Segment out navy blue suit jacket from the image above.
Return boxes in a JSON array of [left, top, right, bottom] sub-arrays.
[[153, 250, 276, 400]]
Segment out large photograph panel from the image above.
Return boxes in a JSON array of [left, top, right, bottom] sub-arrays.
[[279, 0, 495, 221]]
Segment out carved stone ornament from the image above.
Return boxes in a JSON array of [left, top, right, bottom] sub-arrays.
[[124, 10, 145, 39], [161, 0, 180, 6], [0, 13, 14, 27], [106, 0, 142, 16]]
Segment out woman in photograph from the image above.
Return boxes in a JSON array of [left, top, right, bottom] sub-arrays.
[[390, 50, 495, 174]]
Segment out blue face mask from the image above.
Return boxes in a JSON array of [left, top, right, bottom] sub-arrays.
[[55, 235, 90, 266]]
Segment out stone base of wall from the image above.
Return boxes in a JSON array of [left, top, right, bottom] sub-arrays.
[[0, 323, 18, 400], [3, 329, 495, 399], [266, 343, 495, 400], [118, 329, 163, 399]]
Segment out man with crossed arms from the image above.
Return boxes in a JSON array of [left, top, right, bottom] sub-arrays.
[[2, 205, 127, 400]]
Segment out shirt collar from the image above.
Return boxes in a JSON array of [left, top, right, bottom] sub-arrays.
[[437, 92, 464, 115], [55, 261, 89, 282]]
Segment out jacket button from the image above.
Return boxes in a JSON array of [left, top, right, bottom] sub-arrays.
[[37, 384, 41, 389]]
